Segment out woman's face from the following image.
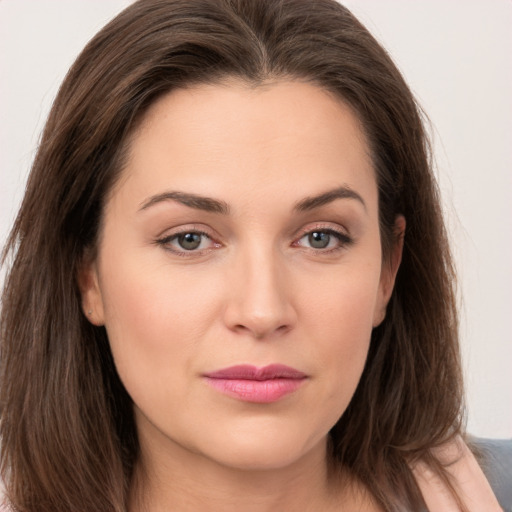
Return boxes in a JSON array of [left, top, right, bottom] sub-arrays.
[[81, 80, 402, 472]]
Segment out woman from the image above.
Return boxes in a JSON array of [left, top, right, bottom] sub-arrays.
[[0, 0, 504, 510]]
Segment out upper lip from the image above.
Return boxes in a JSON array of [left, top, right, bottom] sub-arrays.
[[204, 364, 307, 381]]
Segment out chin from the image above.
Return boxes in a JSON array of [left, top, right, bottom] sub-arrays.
[[200, 423, 327, 472]]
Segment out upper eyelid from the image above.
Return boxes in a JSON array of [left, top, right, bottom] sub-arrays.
[[293, 224, 354, 249], [154, 220, 352, 243], [155, 230, 219, 257], [294, 222, 350, 237], [298, 228, 348, 239], [155, 223, 350, 240], [159, 231, 210, 242], [158, 229, 214, 245], [156, 223, 215, 238], [296, 228, 352, 243]]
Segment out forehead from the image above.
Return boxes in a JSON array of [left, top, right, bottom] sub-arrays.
[[113, 80, 377, 214]]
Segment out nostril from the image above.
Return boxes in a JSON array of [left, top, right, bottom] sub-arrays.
[[231, 322, 291, 339]]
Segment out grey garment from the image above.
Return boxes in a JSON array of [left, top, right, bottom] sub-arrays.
[[472, 437, 512, 512]]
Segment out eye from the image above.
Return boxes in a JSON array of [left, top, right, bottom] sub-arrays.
[[175, 232, 204, 250], [295, 228, 353, 251], [156, 230, 219, 254], [306, 231, 332, 249]]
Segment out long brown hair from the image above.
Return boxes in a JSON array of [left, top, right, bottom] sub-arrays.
[[1, 1, 463, 510]]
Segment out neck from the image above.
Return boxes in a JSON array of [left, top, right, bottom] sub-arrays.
[[129, 430, 363, 512]]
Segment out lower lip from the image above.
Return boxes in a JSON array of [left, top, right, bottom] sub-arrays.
[[204, 377, 305, 403]]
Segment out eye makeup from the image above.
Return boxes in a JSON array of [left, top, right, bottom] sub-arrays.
[[154, 227, 222, 257], [292, 222, 354, 255], [153, 220, 354, 260]]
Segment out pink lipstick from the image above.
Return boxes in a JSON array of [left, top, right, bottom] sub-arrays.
[[203, 364, 307, 403]]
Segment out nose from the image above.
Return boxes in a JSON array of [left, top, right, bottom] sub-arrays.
[[222, 246, 297, 339]]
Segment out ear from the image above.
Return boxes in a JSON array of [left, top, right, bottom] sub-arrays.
[[77, 253, 105, 326], [373, 215, 406, 327]]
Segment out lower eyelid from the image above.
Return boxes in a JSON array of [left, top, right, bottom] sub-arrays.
[[156, 230, 214, 250], [156, 226, 352, 253], [296, 228, 354, 249]]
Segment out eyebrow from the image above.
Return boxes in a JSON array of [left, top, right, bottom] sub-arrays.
[[139, 191, 230, 214], [139, 185, 365, 215], [293, 185, 366, 212]]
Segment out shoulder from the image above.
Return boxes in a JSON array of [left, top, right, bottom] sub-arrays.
[[471, 437, 512, 512], [411, 436, 505, 511]]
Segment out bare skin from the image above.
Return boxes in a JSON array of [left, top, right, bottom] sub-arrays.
[[132, 426, 382, 511], [80, 80, 402, 511]]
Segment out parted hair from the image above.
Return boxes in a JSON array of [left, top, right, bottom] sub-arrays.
[[1, 1, 464, 510]]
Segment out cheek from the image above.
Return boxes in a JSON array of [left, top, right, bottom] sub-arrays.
[[97, 250, 223, 406], [301, 259, 380, 347], [298, 263, 380, 420]]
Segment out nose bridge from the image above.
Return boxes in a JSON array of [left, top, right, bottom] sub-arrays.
[[224, 240, 295, 338]]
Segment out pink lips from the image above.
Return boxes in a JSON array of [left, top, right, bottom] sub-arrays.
[[203, 364, 307, 403]]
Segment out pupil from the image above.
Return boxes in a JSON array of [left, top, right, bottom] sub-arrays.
[[309, 231, 330, 249], [179, 233, 201, 250]]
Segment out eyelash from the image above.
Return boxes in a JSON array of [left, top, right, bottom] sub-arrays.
[[155, 225, 353, 257], [293, 226, 354, 254], [155, 228, 218, 257]]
